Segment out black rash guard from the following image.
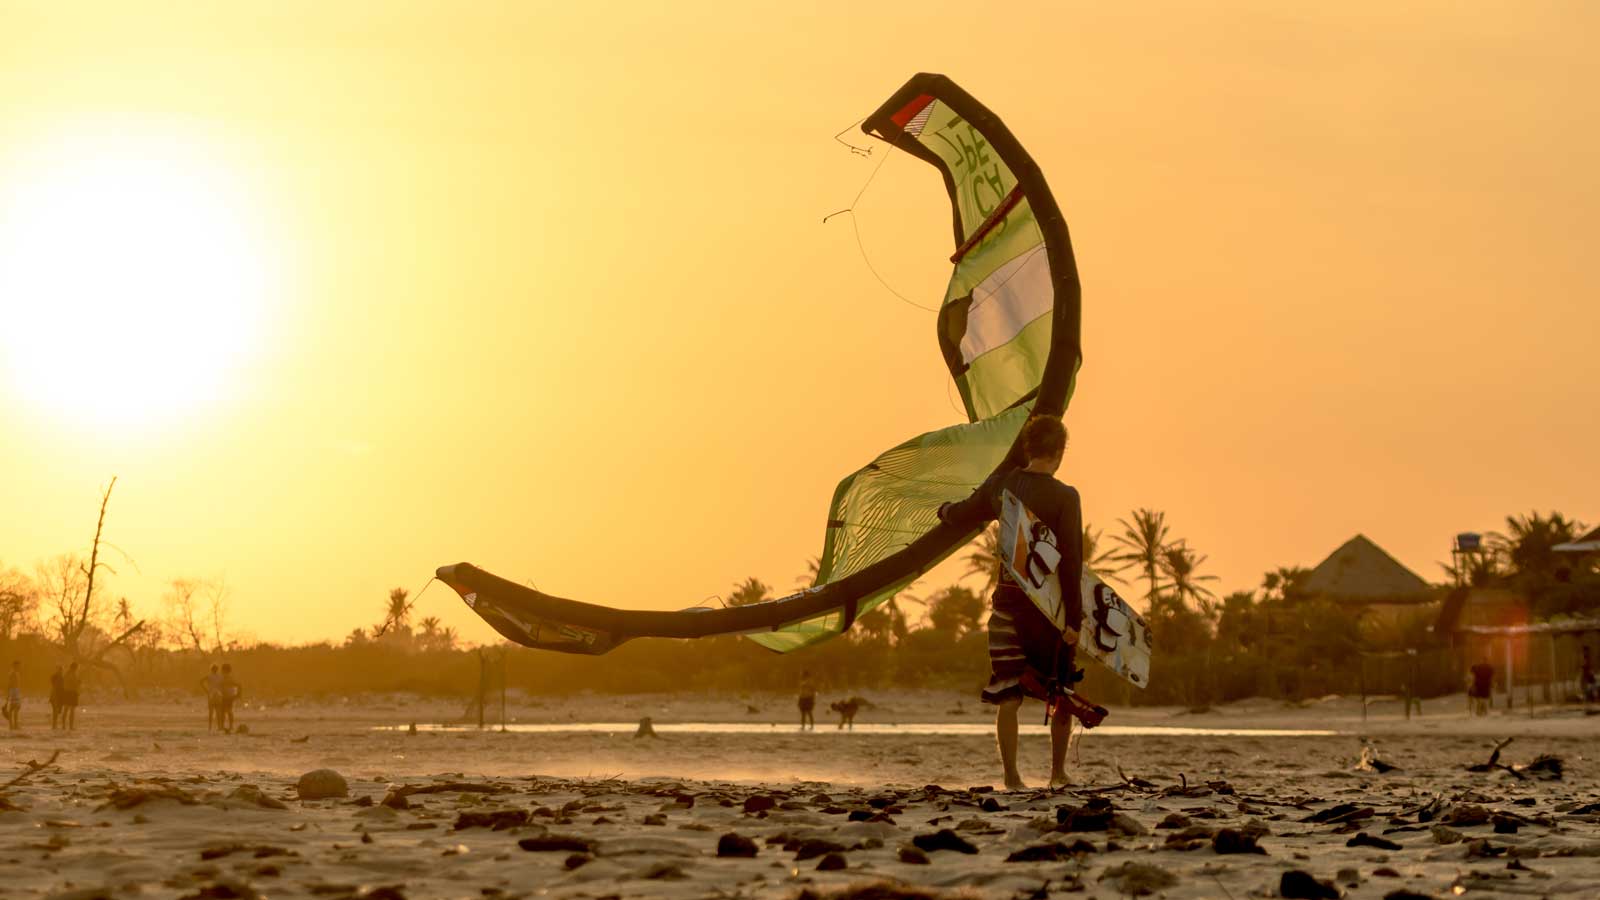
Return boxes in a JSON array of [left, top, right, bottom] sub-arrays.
[[940, 468, 1085, 632]]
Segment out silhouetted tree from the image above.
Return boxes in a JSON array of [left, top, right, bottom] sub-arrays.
[[727, 577, 773, 607], [1111, 509, 1171, 604]]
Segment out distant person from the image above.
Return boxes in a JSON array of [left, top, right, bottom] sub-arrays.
[[48, 665, 65, 730], [219, 663, 240, 733], [1582, 647, 1597, 704], [4, 661, 20, 730], [1468, 660, 1494, 717], [938, 414, 1084, 790], [62, 662, 81, 730], [797, 670, 816, 731], [201, 664, 224, 731]]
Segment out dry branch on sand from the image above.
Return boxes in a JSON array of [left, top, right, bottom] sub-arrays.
[[0, 749, 61, 801]]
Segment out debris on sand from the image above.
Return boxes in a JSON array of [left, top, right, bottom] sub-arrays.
[[1212, 827, 1267, 855], [911, 829, 977, 854], [716, 832, 758, 857], [518, 835, 595, 853], [97, 785, 198, 811], [1346, 832, 1402, 851], [223, 785, 288, 811], [794, 883, 951, 900], [295, 769, 348, 801], [1279, 869, 1340, 900], [1098, 861, 1178, 896], [452, 809, 530, 831], [1516, 753, 1564, 780], [1357, 744, 1400, 773]]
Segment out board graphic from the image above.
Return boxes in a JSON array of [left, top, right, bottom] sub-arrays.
[[998, 489, 1153, 688]]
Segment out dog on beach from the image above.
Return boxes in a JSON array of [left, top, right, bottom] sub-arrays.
[[829, 696, 871, 730]]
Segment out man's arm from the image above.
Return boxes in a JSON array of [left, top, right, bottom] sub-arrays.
[[1057, 486, 1085, 632], [937, 470, 1005, 529]]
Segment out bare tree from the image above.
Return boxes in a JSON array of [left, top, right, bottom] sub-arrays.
[[37, 554, 88, 650], [41, 480, 148, 695], [0, 566, 37, 640], [162, 578, 230, 653], [164, 579, 207, 652], [204, 579, 231, 653]]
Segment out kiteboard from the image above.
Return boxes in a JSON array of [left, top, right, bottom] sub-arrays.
[[998, 489, 1152, 688]]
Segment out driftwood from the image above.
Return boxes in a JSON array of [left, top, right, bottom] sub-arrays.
[[381, 781, 513, 808], [0, 749, 61, 793]]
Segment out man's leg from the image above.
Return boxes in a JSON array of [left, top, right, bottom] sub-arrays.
[[1048, 708, 1074, 787], [996, 696, 1025, 790]]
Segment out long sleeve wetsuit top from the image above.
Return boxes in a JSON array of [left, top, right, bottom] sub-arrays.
[[941, 469, 1085, 632]]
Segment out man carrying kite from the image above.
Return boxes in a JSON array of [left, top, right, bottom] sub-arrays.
[[939, 415, 1086, 789]]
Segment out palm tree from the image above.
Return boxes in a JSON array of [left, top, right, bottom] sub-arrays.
[[1083, 522, 1117, 573], [879, 590, 925, 644], [1110, 508, 1171, 603], [926, 586, 985, 638], [962, 525, 1003, 595], [795, 557, 822, 589], [1160, 542, 1219, 615], [376, 587, 413, 637], [1490, 511, 1585, 585], [727, 577, 772, 607], [1260, 567, 1310, 605]]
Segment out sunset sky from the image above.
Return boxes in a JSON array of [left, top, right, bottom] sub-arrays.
[[1, 1, 1595, 647]]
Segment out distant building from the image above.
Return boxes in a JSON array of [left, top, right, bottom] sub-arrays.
[[1554, 524, 1600, 556], [1304, 534, 1435, 607]]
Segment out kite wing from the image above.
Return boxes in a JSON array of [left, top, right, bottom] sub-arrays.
[[439, 73, 1083, 655]]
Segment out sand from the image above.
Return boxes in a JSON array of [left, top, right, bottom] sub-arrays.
[[1, 691, 1598, 899]]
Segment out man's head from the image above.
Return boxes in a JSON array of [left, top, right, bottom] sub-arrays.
[[211, 664, 219, 673], [222, 663, 232, 674], [1020, 415, 1067, 471]]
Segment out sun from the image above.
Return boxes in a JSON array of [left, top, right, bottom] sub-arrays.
[[0, 128, 274, 432]]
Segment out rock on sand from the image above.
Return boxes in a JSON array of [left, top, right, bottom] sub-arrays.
[[296, 769, 349, 800]]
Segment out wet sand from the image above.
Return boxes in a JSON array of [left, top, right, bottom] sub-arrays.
[[2, 691, 1598, 898]]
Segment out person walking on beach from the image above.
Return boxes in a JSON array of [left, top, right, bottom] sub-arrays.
[[797, 670, 816, 731], [61, 662, 81, 730], [4, 661, 21, 730], [938, 414, 1084, 790], [48, 665, 64, 730], [200, 664, 224, 731], [1468, 660, 1494, 717], [219, 663, 241, 733]]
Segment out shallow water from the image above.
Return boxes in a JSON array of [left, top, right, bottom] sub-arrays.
[[380, 721, 1338, 737]]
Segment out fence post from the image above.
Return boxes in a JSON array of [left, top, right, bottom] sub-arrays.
[[1504, 637, 1514, 712], [1359, 657, 1367, 722]]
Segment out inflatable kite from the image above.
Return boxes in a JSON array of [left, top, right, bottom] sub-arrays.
[[439, 73, 1083, 655]]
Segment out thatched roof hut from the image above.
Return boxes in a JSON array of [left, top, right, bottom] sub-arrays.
[[1304, 534, 1433, 605]]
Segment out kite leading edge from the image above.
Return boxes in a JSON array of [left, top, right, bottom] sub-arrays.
[[438, 73, 1083, 656]]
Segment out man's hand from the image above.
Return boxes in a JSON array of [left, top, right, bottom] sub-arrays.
[[1062, 627, 1080, 645]]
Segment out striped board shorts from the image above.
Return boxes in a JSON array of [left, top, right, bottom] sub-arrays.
[[982, 582, 1080, 705]]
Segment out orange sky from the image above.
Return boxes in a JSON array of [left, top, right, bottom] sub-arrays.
[[2, 1, 1596, 646]]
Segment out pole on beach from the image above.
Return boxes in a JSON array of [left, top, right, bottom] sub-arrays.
[[477, 649, 488, 731], [1359, 657, 1367, 722], [1503, 637, 1514, 712]]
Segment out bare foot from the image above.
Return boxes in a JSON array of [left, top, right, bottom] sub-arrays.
[[1048, 773, 1072, 789], [1003, 773, 1028, 791]]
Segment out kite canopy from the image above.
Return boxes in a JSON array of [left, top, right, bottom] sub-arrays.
[[440, 73, 1083, 655]]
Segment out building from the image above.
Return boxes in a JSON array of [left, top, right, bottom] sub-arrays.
[[1304, 534, 1435, 608]]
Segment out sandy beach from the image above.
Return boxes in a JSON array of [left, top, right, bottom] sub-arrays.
[[0, 691, 1596, 899]]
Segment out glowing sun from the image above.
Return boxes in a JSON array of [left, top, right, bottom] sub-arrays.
[[0, 129, 273, 432]]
